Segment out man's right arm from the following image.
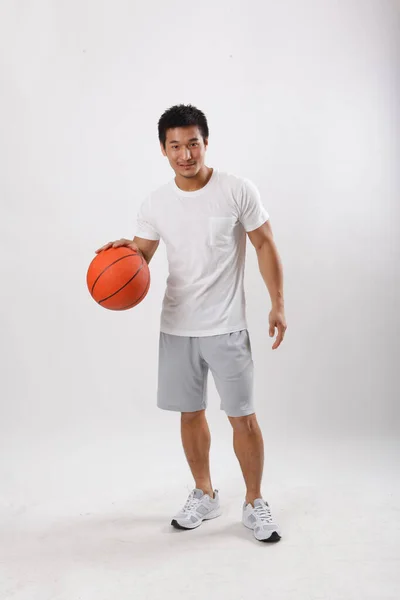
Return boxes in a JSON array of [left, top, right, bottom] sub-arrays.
[[133, 236, 159, 264], [95, 236, 159, 265]]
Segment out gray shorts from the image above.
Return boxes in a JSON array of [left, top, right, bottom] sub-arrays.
[[157, 329, 255, 417]]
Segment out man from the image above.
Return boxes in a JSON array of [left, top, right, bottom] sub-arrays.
[[97, 104, 287, 543]]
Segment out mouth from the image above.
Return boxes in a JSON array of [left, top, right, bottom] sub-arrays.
[[180, 164, 195, 169]]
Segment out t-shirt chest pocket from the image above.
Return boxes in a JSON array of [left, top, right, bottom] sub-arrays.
[[208, 216, 237, 248]]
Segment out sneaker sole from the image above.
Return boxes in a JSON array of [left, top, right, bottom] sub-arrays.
[[171, 507, 222, 530], [242, 521, 282, 543], [258, 531, 281, 543]]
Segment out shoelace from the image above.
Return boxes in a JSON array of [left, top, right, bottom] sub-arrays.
[[182, 492, 201, 513], [254, 502, 273, 523]]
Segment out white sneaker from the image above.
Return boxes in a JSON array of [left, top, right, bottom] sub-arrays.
[[242, 498, 282, 542], [171, 488, 222, 530]]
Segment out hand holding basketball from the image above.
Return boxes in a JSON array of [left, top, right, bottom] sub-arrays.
[[96, 238, 142, 255], [88, 240, 150, 310]]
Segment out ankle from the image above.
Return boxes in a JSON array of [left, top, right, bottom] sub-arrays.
[[197, 485, 214, 498], [245, 494, 262, 506]]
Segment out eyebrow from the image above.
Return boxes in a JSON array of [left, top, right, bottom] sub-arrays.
[[168, 137, 199, 144]]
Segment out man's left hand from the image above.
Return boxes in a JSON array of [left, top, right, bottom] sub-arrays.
[[269, 308, 287, 350]]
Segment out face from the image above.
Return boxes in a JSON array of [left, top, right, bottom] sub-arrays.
[[161, 126, 208, 178]]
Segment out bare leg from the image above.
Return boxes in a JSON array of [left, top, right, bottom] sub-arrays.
[[228, 413, 264, 506], [181, 409, 214, 497]]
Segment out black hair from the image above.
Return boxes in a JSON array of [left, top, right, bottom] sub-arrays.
[[158, 104, 209, 148]]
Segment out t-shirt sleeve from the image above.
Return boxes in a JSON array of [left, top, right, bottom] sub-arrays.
[[135, 197, 160, 241], [238, 178, 269, 232]]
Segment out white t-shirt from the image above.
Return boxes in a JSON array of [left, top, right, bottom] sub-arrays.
[[135, 168, 269, 337]]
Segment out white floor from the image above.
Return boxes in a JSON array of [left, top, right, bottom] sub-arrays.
[[0, 432, 399, 600]]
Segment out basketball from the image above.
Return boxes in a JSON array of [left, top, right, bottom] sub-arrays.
[[87, 247, 150, 310]]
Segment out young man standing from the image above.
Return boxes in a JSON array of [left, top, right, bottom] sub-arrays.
[[97, 104, 287, 543]]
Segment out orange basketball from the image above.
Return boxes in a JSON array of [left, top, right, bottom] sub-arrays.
[[87, 247, 150, 310]]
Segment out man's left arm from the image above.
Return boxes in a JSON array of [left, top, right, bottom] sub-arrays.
[[247, 220, 287, 350]]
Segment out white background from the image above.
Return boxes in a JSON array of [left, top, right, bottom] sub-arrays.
[[0, 1, 399, 599]]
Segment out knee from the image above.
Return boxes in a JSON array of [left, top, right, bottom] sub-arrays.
[[181, 409, 206, 424], [228, 413, 258, 433]]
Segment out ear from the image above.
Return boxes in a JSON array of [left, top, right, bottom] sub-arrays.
[[204, 138, 209, 151], [160, 143, 167, 157]]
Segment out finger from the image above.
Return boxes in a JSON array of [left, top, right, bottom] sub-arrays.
[[95, 242, 112, 253], [269, 323, 275, 337], [272, 323, 285, 350], [113, 239, 132, 248]]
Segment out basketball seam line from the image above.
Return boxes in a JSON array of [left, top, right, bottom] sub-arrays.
[[90, 250, 137, 295], [98, 256, 145, 304], [116, 275, 150, 310]]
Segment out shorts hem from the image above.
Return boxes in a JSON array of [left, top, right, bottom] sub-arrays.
[[221, 407, 256, 417], [157, 404, 207, 413]]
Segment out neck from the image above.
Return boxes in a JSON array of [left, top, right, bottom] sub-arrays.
[[174, 165, 213, 192]]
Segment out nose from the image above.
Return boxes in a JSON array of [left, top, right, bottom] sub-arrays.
[[180, 146, 192, 161]]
